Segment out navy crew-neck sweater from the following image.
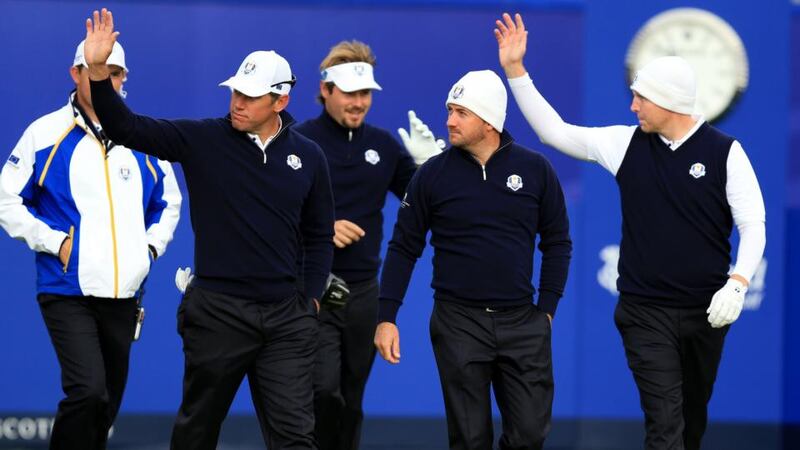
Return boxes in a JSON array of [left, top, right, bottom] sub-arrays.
[[90, 78, 335, 302], [295, 111, 416, 283], [616, 123, 734, 306], [378, 131, 572, 323]]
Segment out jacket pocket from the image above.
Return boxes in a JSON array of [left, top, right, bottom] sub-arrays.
[[62, 225, 75, 273]]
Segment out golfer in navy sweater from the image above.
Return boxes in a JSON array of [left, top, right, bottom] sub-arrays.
[[294, 41, 432, 450], [84, 10, 334, 450], [496, 13, 766, 450], [375, 70, 572, 450]]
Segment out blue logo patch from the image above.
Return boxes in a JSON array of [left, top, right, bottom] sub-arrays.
[[7, 154, 20, 166]]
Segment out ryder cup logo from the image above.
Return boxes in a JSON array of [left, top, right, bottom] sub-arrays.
[[118, 167, 131, 181], [506, 174, 523, 191], [243, 62, 256, 75], [689, 162, 706, 179], [364, 149, 380, 165], [452, 85, 464, 99], [287, 154, 302, 170], [354, 64, 365, 76]]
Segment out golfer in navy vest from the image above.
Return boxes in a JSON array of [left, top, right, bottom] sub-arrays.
[[496, 13, 766, 450], [375, 69, 572, 450]]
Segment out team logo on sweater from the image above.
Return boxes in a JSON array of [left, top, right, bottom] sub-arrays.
[[287, 154, 302, 170], [6, 154, 20, 167], [364, 149, 380, 165], [506, 174, 523, 191], [689, 162, 706, 179], [119, 167, 131, 181]]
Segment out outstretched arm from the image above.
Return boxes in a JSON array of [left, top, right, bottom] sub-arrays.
[[83, 8, 193, 162], [495, 13, 639, 175], [495, 13, 594, 161]]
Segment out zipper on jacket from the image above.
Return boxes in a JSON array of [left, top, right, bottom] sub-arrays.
[[62, 225, 75, 273], [99, 142, 120, 298], [348, 130, 353, 142], [481, 165, 487, 181], [262, 150, 267, 164]]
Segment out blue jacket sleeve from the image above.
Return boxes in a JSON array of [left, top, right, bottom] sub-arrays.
[[378, 167, 432, 323]]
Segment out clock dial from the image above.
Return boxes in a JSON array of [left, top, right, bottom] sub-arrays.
[[626, 8, 749, 122]]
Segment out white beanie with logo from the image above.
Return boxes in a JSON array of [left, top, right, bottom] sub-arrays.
[[630, 56, 696, 115], [445, 70, 507, 132]]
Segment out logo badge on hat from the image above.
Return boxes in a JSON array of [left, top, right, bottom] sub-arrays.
[[506, 174, 523, 192], [354, 65, 365, 76], [243, 62, 256, 75], [287, 154, 302, 170], [452, 85, 465, 99], [364, 149, 380, 165], [689, 162, 706, 179]]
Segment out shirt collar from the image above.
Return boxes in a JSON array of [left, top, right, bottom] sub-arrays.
[[659, 115, 705, 150], [248, 115, 283, 151]]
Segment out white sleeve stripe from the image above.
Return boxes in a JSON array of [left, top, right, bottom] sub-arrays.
[[145, 160, 181, 256]]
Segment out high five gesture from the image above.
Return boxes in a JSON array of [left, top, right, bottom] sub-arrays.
[[84, 8, 119, 80], [494, 12, 528, 78]]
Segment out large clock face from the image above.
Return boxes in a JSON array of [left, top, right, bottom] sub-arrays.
[[625, 8, 749, 123]]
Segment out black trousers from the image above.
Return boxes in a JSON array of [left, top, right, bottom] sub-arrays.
[[314, 278, 379, 450], [171, 286, 318, 450], [37, 293, 138, 450], [614, 297, 729, 450], [430, 301, 553, 450]]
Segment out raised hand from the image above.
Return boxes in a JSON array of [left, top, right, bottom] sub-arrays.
[[397, 110, 444, 166], [494, 13, 528, 78], [84, 8, 119, 79]]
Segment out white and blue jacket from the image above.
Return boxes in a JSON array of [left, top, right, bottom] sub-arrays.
[[0, 94, 181, 298]]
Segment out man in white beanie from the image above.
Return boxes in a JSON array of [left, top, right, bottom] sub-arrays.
[[375, 68, 572, 450], [496, 13, 765, 450], [0, 34, 181, 449], [83, 9, 335, 449]]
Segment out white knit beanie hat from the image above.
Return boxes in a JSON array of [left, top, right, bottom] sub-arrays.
[[445, 70, 507, 132], [630, 56, 696, 115]]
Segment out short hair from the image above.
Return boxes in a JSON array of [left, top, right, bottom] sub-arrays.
[[317, 40, 376, 104]]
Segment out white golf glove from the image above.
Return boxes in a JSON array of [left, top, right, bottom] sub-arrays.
[[175, 267, 194, 294], [706, 278, 747, 328], [397, 110, 445, 165]]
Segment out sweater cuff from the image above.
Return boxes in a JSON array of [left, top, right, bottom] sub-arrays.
[[537, 290, 562, 317], [378, 298, 402, 324], [507, 72, 533, 87]]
